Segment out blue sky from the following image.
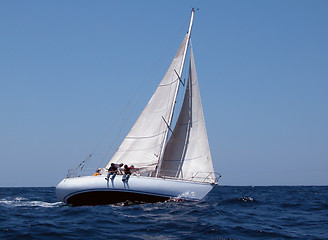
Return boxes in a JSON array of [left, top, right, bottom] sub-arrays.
[[1, 1, 327, 186]]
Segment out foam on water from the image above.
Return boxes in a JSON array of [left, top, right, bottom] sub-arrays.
[[0, 197, 63, 208], [177, 191, 195, 199]]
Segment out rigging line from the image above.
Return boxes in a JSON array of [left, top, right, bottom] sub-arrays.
[[126, 15, 190, 119], [73, 153, 93, 175], [174, 69, 185, 86], [171, 39, 193, 130], [99, 14, 191, 168], [158, 36, 190, 159], [159, 68, 177, 156], [102, 16, 191, 166], [162, 116, 174, 135], [99, 100, 134, 167], [78, 99, 133, 170], [89, 100, 132, 155], [156, 10, 195, 177]]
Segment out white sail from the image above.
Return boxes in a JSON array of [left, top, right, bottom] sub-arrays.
[[106, 35, 190, 171], [159, 47, 215, 183]]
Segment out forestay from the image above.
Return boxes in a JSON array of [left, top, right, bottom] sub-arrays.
[[159, 47, 215, 183]]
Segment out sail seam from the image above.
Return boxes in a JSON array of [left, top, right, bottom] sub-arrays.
[[175, 120, 200, 126], [162, 155, 204, 161], [126, 131, 166, 139], [117, 144, 162, 152], [158, 78, 179, 87], [140, 109, 171, 114]]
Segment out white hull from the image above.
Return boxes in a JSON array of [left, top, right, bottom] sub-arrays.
[[56, 175, 214, 205]]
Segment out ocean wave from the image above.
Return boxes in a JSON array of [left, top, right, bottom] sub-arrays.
[[1, 186, 327, 240], [222, 196, 258, 205], [0, 198, 63, 208]]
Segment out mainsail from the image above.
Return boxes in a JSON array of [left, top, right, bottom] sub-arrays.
[[159, 47, 215, 183], [106, 34, 191, 171], [106, 10, 215, 183]]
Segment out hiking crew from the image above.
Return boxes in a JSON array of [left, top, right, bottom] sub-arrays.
[[103, 163, 138, 182], [105, 163, 118, 180]]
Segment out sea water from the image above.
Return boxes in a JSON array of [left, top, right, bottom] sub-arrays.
[[0, 186, 327, 239]]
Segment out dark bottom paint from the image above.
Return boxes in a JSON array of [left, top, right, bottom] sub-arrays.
[[66, 191, 170, 206]]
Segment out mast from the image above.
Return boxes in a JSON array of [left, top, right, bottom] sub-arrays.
[[155, 9, 195, 177]]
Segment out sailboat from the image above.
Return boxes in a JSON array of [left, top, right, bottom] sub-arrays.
[[56, 9, 220, 205]]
